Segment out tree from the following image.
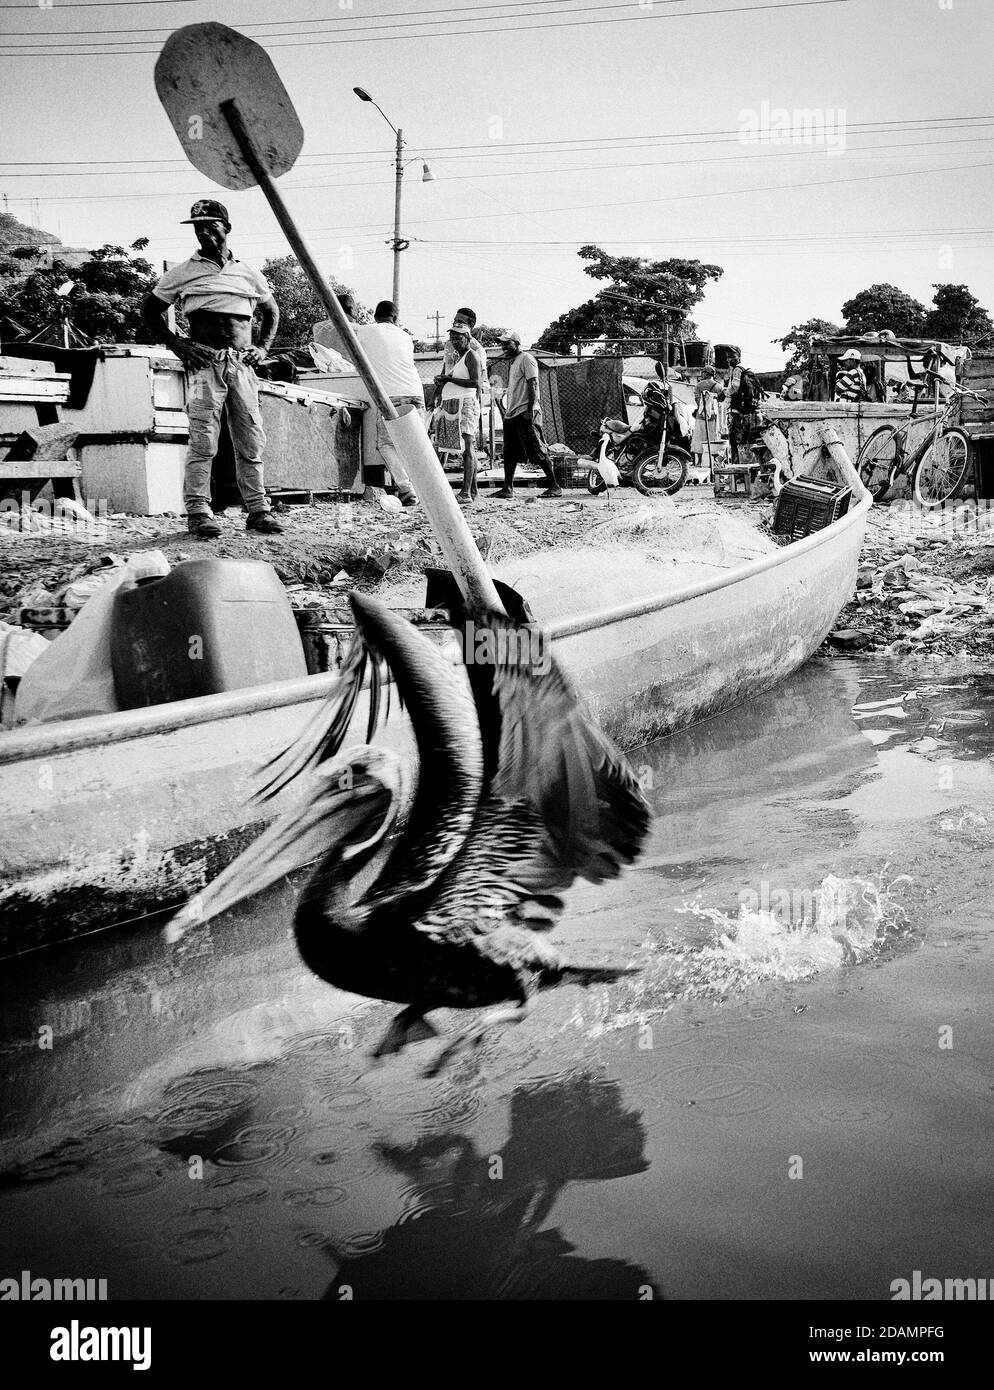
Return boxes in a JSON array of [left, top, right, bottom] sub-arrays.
[[0, 241, 158, 342], [773, 316, 842, 372], [535, 246, 723, 356], [473, 323, 507, 347], [923, 283, 994, 350], [262, 255, 370, 347], [841, 283, 927, 337]]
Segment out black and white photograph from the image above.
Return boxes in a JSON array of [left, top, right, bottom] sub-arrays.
[[1, 0, 993, 1345]]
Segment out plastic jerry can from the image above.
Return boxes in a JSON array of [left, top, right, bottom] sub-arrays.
[[110, 559, 308, 708]]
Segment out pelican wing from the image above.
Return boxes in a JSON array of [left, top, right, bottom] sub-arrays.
[[254, 631, 376, 803], [415, 797, 573, 946], [488, 619, 651, 883]]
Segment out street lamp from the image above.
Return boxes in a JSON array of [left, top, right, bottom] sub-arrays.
[[353, 86, 434, 314]]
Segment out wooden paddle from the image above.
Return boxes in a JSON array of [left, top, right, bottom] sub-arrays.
[[155, 22, 503, 615]]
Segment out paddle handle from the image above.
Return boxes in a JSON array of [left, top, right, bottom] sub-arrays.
[[219, 98, 504, 615], [220, 100, 394, 417], [817, 424, 871, 503]]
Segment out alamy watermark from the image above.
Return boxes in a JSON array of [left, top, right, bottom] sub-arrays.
[[457, 619, 551, 675], [891, 1270, 993, 1300], [1, 1269, 108, 1300], [0, 492, 110, 540], [738, 879, 849, 928], [739, 101, 847, 156]]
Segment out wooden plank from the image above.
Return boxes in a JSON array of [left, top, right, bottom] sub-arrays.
[[152, 409, 189, 434], [0, 458, 82, 479], [0, 378, 71, 402], [0, 356, 59, 377]]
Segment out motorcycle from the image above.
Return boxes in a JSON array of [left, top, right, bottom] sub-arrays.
[[586, 364, 691, 497]]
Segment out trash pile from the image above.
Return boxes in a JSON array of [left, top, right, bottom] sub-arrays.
[[827, 510, 994, 659], [10, 552, 172, 725]]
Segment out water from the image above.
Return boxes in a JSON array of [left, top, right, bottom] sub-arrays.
[[2, 657, 993, 1300]]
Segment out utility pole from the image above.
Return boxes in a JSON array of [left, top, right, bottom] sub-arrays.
[[391, 127, 408, 313], [427, 309, 443, 348]]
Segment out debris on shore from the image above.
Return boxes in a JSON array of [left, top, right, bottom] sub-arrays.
[[3, 491, 991, 660], [826, 507, 994, 661]]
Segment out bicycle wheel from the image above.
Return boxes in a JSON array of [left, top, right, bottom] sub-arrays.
[[913, 428, 970, 508], [632, 446, 689, 496], [856, 426, 900, 501]]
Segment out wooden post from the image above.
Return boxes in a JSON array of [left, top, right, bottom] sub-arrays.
[[219, 98, 503, 616]]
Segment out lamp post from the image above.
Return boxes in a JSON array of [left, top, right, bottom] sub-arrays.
[[353, 87, 434, 316]]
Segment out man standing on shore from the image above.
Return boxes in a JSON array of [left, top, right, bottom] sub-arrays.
[[724, 350, 764, 468], [353, 300, 423, 507], [493, 331, 562, 499], [143, 200, 282, 538]]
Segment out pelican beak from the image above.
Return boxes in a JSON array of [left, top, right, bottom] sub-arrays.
[[164, 793, 336, 943], [164, 753, 400, 944]]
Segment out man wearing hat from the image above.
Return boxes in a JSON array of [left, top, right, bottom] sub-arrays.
[[143, 200, 282, 538], [834, 348, 868, 404], [493, 331, 562, 499]]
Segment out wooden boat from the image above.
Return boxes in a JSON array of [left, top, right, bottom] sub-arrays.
[[0, 461, 870, 959]]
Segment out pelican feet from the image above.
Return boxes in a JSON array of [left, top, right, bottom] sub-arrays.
[[370, 1006, 439, 1061], [422, 1002, 531, 1079]]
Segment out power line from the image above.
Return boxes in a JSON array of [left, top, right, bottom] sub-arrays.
[[4, 1, 199, 6], [0, 0, 858, 56], [122, 156, 994, 248], [6, 115, 993, 171], [8, 133, 994, 205], [3, 0, 679, 37], [3, 115, 989, 176]]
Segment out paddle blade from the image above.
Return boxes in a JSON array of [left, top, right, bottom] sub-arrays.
[[154, 23, 304, 191]]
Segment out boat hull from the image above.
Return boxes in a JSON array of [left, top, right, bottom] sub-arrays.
[[0, 497, 869, 956]]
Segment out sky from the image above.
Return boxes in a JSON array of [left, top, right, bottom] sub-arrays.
[[2, 0, 993, 368]]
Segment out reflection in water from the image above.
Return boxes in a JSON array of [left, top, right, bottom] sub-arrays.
[[2, 659, 993, 1299], [324, 1073, 659, 1301]]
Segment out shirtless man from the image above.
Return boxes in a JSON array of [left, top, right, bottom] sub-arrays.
[[143, 200, 282, 538]]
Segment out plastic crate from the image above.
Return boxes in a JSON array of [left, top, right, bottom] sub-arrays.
[[773, 473, 851, 541], [551, 452, 590, 488]]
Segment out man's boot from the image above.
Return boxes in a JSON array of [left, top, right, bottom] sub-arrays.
[[188, 514, 221, 539], [246, 511, 284, 534]]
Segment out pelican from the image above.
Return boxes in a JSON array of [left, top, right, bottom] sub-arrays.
[[167, 589, 651, 1070]]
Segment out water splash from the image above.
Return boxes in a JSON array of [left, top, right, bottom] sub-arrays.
[[685, 873, 911, 988], [585, 873, 913, 1040]]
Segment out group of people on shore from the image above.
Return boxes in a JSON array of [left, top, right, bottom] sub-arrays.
[[689, 353, 765, 471], [330, 299, 565, 508], [144, 199, 565, 538]]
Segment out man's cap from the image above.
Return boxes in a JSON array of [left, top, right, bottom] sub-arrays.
[[839, 348, 862, 361], [182, 199, 231, 229], [448, 322, 472, 335], [498, 330, 522, 345]]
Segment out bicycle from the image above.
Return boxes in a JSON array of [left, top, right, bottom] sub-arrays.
[[855, 383, 987, 508]]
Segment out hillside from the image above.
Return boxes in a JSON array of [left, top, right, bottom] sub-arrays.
[[0, 213, 61, 250]]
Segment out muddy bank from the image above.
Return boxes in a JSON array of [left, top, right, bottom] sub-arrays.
[[3, 491, 991, 658]]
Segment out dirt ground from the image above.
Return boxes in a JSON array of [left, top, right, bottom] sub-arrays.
[[3, 486, 993, 659]]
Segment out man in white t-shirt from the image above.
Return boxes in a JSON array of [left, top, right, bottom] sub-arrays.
[[353, 300, 425, 507]]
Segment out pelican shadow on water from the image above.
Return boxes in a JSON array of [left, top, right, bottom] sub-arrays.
[[167, 583, 651, 1072]]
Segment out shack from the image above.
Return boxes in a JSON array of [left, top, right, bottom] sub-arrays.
[[801, 334, 965, 403], [0, 344, 365, 514]]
